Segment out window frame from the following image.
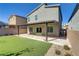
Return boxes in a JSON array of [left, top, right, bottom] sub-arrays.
[[36, 27, 42, 33]]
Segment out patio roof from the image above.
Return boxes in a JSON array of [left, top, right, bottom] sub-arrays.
[[27, 20, 59, 25]]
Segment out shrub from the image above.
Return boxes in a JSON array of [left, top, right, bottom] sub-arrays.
[[55, 49, 61, 55], [64, 45, 70, 50]]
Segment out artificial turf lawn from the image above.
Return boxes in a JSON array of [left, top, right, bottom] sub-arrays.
[[0, 36, 52, 56]]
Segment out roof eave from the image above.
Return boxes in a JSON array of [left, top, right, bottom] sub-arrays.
[[26, 3, 44, 17], [68, 3, 79, 22]]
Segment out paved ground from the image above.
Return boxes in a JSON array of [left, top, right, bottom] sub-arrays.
[[16, 34, 69, 46], [15, 34, 70, 56], [45, 45, 55, 56]]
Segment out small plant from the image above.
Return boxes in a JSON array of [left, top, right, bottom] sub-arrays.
[[55, 49, 61, 55], [64, 45, 70, 50]]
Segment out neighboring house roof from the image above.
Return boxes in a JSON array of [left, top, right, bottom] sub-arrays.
[[8, 15, 27, 21], [68, 4, 79, 22], [0, 21, 7, 26], [26, 3, 60, 17]]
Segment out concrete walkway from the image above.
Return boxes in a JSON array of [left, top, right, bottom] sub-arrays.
[[45, 45, 55, 56]]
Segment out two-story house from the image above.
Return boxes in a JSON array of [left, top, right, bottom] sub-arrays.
[[26, 4, 62, 38], [8, 15, 27, 35], [67, 4, 79, 55]]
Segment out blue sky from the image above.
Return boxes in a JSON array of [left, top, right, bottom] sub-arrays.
[[0, 3, 76, 25]]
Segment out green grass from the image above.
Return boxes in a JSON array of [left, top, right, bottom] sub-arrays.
[[0, 36, 52, 56]]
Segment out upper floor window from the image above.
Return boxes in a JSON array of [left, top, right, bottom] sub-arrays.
[[27, 17, 30, 22], [35, 15, 38, 20]]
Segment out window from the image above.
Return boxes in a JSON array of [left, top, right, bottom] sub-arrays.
[[36, 27, 42, 33], [35, 15, 38, 20], [47, 26, 53, 32], [27, 17, 30, 22]]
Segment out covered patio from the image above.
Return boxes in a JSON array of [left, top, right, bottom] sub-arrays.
[[27, 20, 62, 41]]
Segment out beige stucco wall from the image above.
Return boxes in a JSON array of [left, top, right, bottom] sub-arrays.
[[27, 22, 60, 37], [68, 8, 79, 31], [67, 29, 79, 55], [8, 15, 27, 25], [67, 7, 79, 56], [27, 5, 59, 24], [9, 16, 16, 25]]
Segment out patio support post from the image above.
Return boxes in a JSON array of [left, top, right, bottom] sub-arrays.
[[17, 25, 19, 35], [46, 22, 48, 41]]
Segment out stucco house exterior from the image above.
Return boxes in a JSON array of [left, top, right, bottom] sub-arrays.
[[26, 4, 62, 38], [67, 4, 79, 55], [8, 15, 27, 35], [0, 21, 8, 35]]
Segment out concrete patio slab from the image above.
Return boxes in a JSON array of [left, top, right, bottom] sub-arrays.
[[15, 34, 69, 46], [15, 34, 71, 56]]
